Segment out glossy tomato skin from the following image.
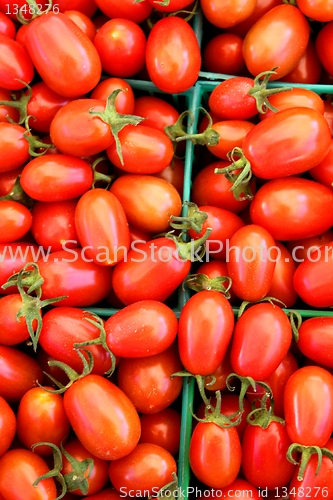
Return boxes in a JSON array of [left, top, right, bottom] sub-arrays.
[[146, 17, 201, 93], [110, 175, 182, 234], [25, 13, 101, 98], [111, 237, 191, 305], [316, 22, 333, 77], [208, 120, 255, 160], [241, 421, 294, 489], [309, 139, 333, 189], [0, 201, 32, 243], [94, 0, 152, 23], [17, 387, 70, 456], [0, 122, 30, 172], [117, 343, 183, 414], [139, 408, 181, 455], [284, 366, 333, 446], [133, 96, 179, 132], [108, 443, 177, 496], [64, 374, 141, 460], [0, 11, 15, 38], [91, 78, 135, 114], [0, 34, 34, 90], [231, 303, 292, 380], [0, 449, 57, 500], [20, 155, 93, 202], [201, 0, 256, 28], [64, 10, 97, 41], [0, 89, 19, 124], [189, 422, 242, 489], [243, 5, 310, 80], [226, 224, 277, 302], [297, 317, 333, 368], [75, 189, 130, 266], [0, 345, 43, 403], [203, 34, 245, 75], [105, 300, 178, 357], [250, 177, 333, 241], [39, 307, 113, 375], [280, 38, 322, 85], [0, 294, 32, 345], [0, 242, 39, 294], [0, 396, 16, 458], [208, 78, 258, 120], [267, 242, 298, 308], [260, 88, 325, 121], [243, 108, 331, 178], [178, 291, 234, 376]]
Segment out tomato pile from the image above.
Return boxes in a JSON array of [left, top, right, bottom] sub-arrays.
[[2, 0, 333, 499]]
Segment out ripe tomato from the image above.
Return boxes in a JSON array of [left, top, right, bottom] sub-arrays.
[[57, 0, 98, 17], [208, 120, 255, 160], [226, 224, 277, 302], [287, 231, 333, 266], [243, 5, 310, 80], [0, 242, 39, 294], [139, 408, 181, 455], [297, 0, 333, 21], [209, 479, 261, 499], [0, 294, 33, 345], [297, 317, 333, 369], [201, 0, 256, 28], [153, 158, 184, 197], [64, 374, 141, 460], [20, 155, 93, 202], [94, 0, 152, 23], [250, 177, 333, 241], [267, 242, 298, 308], [108, 443, 177, 496], [0, 122, 30, 172], [145, 17, 201, 93], [178, 290, 234, 376], [280, 38, 322, 85], [284, 366, 333, 447], [0, 11, 15, 38], [105, 300, 177, 357], [203, 34, 245, 75], [0, 201, 32, 243], [0, 89, 19, 124], [0, 449, 57, 500], [133, 96, 179, 132], [117, 343, 183, 414], [226, 0, 282, 38], [0, 396, 16, 458], [64, 10, 97, 41], [260, 88, 325, 121], [208, 77, 261, 120], [16, 387, 70, 456], [0, 34, 34, 90], [309, 139, 333, 189], [91, 78, 135, 114], [25, 13, 101, 98], [195, 260, 238, 304]]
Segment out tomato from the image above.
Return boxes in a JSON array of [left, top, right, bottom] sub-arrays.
[[16, 387, 70, 455], [209, 479, 261, 499], [189, 422, 242, 488], [78, 489, 122, 500], [191, 162, 256, 213], [226, 224, 277, 302], [287, 230, 333, 266], [94, 19, 146, 78], [0, 449, 57, 500], [75, 189, 130, 266], [0, 242, 40, 294], [0, 294, 33, 345], [91, 78, 135, 114], [201, 0, 256, 28], [243, 5, 310, 80], [117, 343, 183, 414], [0, 396, 16, 458], [111, 237, 191, 305], [57, 0, 98, 17], [61, 438, 109, 496], [64, 374, 141, 460], [267, 242, 298, 308], [106, 125, 174, 174], [0, 89, 19, 124], [225, 0, 282, 38], [178, 291, 234, 376], [0, 11, 15, 38], [39, 307, 113, 376], [0, 345, 43, 403], [195, 260, 238, 304], [110, 175, 181, 234], [309, 139, 333, 189], [0, 35, 34, 90], [147, 0, 193, 12], [105, 300, 177, 357], [250, 177, 333, 241], [133, 96, 179, 132], [203, 34, 245, 75], [207, 120, 255, 160], [324, 99, 333, 135], [25, 13, 101, 98], [153, 158, 184, 197], [145, 17, 201, 94], [0, 201, 32, 243], [316, 22, 333, 76], [260, 88, 325, 121], [297, 317, 333, 369], [139, 408, 181, 455], [64, 10, 97, 41], [94, 0, 152, 24], [108, 443, 177, 496], [0, 122, 30, 172], [231, 303, 292, 380], [208, 77, 261, 120], [280, 38, 322, 85], [242, 420, 294, 489], [297, 0, 333, 21]]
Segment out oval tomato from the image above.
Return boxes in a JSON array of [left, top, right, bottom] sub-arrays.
[[208, 120, 255, 160], [280, 38, 322, 85], [260, 88, 325, 121], [316, 22, 333, 80], [267, 242, 298, 308], [0, 242, 40, 294], [94, 0, 152, 23], [0, 396, 16, 458], [0, 294, 33, 345], [203, 34, 245, 75], [64, 10, 97, 41], [139, 408, 181, 455], [133, 96, 179, 132], [0, 122, 30, 172], [0, 201, 32, 243], [201, 0, 256, 28], [0, 34, 34, 90], [91, 78, 135, 114], [309, 139, 333, 189], [145, 17, 201, 93], [297, 317, 333, 368], [298, 0, 333, 22]]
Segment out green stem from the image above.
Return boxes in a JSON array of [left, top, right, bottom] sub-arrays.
[[169, 202, 208, 233], [287, 310, 302, 343], [32, 442, 67, 500], [237, 297, 287, 318], [165, 227, 212, 262], [0, 176, 34, 209], [0, 81, 32, 125], [17, 0, 54, 24], [165, 108, 220, 146], [185, 273, 232, 299], [214, 147, 253, 201], [91, 157, 114, 189], [226, 373, 273, 413], [248, 67, 293, 114], [286, 444, 333, 480], [24, 116, 54, 157]]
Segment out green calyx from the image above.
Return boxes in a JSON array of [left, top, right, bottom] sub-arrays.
[[89, 89, 145, 167], [17, 0, 54, 24], [287, 310, 303, 343], [169, 202, 208, 233], [246, 393, 284, 429], [165, 227, 212, 262], [286, 444, 333, 481], [195, 389, 242, 429], [0, 80, 32, 125], [0, 176, 33, 209], [165, 108, 220, 147], [91, 157, 114, 189], [185, 273, 232, 299], [214, 147, 253, 201], [32, 441, 94, 499], [1, 263, 67, 351], [237, 297, 287, 318], [226, 373, 273, 414], [24, 116, 55, 157], [248, 67, 293, 114]]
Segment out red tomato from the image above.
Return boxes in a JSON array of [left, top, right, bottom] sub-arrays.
[[110, 175, 182, 234], [297, 317, 333, 369], [0, 242, 40, 294], [309, 139, 333, 189], [145, 17, 201, 93], [105, 300, 177, 357], [195, 260, 238, 304], [64, 374, 141, 460], [243, 5, 310, 80], [139, 408, 181, 455], [226, 224, 277, 302], [0, 89, 19, 124], [208, 120, 255, 160], [147, 0, 193, 12], [267, 242, 298, 308], [108, 443, 177, 496], [133, 96, 179, 132], [324, 99, 333, 135], [288, 231, 333, 267], [117, 343, 183, 414], [0, 201, 32, 243], [0, 35, 34, 90], [57, 0, 98, 17], [94, 19, 146, 78], [91, 78, 135, 114], [209, 479, 261, 499], [0, 345, 43, 403], [225, 0, 283, 38], [64, 10, 97, 41], [178, 290, 234, 376], [0, 396, 16, 458], [201, 0, 256, 28], [94, 0, 152, 23], [0, 122, 30, 172], [203, 34, 245, 75], [316, 22, 333, 76], [260, 88, 325, 121], [280, 38, 322, 85], [153, 158, 184, 197], [0, 11, 15, 38], [231, 303, 292, 380], [189, 422, 242, 488], [20, 155, 93, 202], [297, 0, 333, 21], [208, 77, 261, 120], [17, 387, 70, 456], [0, 294, 33, 345], [75, 189, 130, 266], [25, 13, 101, 98], [250, 177, 333, 241], [0, 449, 57, 500]]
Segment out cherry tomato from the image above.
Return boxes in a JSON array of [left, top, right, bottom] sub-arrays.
[[139, 408, 181, 455], [0, 201, 32, 243], [297, 0, 333, 21], [25, 13, 101, 98], [208, 77, 261, 120], [0, 34, 34, 90], [64, 374, 141, 460], [94, 0, 152, 23], [225, 0, 282, 38], [91, 78, 135, 114], [201, 0, 256, 28], [297, 317, 333, 369], [203, 34, 245, 75], [267, 242, 298, 308], [64, 10, 97, 41], [0, 242, 40, 294], [0, 122, 30, 172], [133, 96, 179, 132], [0, 396, 16, 458], [260, 88, 325, 121], [208, 120, 255, 160], [0, 89, 19, 124], [280, 38, 322, 85], [0, 294, 34, 345], [0, 11, 15, 38]]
